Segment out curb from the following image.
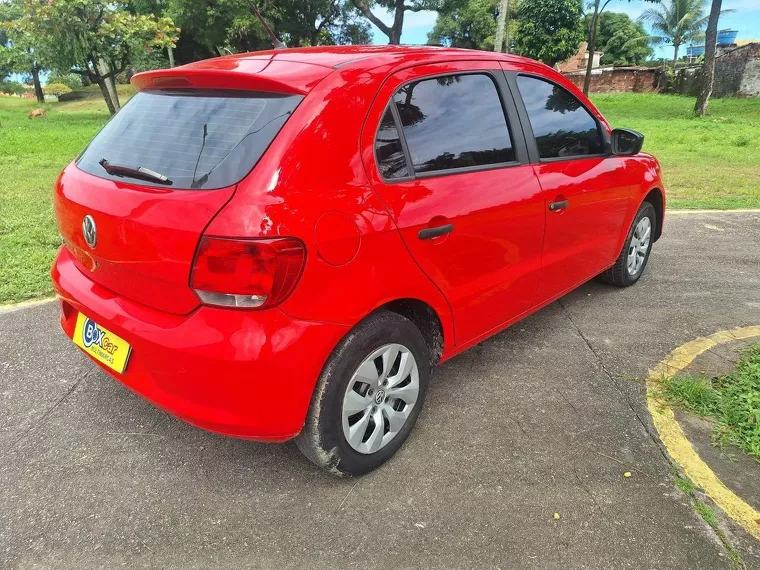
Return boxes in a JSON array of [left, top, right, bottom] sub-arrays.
[[668, 208, 760, 215], [645, 326, 760, 541], [0, 296, 56, 315]]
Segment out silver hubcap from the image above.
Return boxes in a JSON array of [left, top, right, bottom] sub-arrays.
[[627, 216, 652, 276], [341, 344, 420, 455]]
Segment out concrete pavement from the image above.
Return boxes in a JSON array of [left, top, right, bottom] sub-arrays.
[[1, 211, 759, 569]]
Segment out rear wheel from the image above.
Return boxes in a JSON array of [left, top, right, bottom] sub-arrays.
[[599, 201, 656, 287], [296, 310, 430, 476]]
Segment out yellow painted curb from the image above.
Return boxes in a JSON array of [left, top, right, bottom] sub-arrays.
[[0, 296, 56, 314], [645, 326, 760, 540]]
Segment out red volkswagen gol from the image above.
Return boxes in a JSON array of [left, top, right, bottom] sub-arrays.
[[52, 45, 664, 475]]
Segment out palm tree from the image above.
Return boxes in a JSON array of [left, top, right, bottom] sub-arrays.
[[638, 0, 709, 70]]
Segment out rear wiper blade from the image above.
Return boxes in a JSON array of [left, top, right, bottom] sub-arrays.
[[99, 158, 172, 186]]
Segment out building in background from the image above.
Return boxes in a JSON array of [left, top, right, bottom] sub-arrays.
[[556, 42, 604, 73]]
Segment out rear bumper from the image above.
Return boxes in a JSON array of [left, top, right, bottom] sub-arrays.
[[52, 247, 349, 441]]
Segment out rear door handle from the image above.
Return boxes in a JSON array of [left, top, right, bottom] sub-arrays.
[[418, 224, 454, 240], [549, 200, 569, 211]]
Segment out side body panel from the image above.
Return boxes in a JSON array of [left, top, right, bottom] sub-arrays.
[[359, 61, 546, 346], [503, 61, 632, 301], [204, 62, 456, 356]]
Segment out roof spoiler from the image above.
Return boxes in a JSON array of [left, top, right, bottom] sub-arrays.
[[130, 62, 316, 96]]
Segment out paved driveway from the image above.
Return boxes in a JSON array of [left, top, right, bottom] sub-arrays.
[[2, 211, 759, 570]]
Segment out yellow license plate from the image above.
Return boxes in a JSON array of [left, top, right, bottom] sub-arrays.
[[72, 312, 132, 373]]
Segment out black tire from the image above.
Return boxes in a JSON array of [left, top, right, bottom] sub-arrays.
[[599, 201, 656, 287], [296, 310, 430, 476]]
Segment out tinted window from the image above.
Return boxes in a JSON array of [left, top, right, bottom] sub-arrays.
[[77, 89, 302, 189], [516, 75, 604, 159], [392, 74, 515, 174], [375, 107, 410, 179]]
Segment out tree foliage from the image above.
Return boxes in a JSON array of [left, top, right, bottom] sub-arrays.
[[13, 0, 178, 79], [514, 0, 584, 66], [8, 0, 178, 113], [165, 0, 371, 63], [586, 12, 652, 66], [0, 0, 47, 101], [428, 0, 498, 49], [43, 82, 73, 97], [638, 0, 711, 69]]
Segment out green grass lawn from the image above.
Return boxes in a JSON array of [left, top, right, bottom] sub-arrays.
[[593, 94, 760, 210], [0, 85, 135, 304], [662, 343, 760, 463], [0, 89, 758, 304]]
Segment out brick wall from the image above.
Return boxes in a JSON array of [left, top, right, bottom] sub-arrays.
[[562, 67, 661, 93], [714, 43, 760, 97]]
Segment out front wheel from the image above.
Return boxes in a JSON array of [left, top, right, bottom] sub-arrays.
[[296, 310, 430, 476], [599, 201, 656, 287]]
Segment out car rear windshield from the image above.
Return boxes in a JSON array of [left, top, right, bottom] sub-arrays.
[[77, 89, 303, 190]]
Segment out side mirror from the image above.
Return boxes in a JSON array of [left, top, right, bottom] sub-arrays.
[[611, 128, 644, 156]]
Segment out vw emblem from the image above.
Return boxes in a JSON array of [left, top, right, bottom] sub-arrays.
[[82, 215, 97, 248]]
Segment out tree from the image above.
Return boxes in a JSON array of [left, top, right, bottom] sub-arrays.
[[585, 12, 653, 66], [693, 0, 720, 115], [428, 0, 498, 49], [0, 0, 45, 102], [11, 0, 178, 115], [582, 0, 658, 95], [351, 0, 440, 44], [638, 0, 710, 71], [428, 0, 518, 50], [166, 0, 370, 64], [514, 0, 584, 67], [494, 0, 508, 52]]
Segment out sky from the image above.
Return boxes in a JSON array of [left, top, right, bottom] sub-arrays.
[[369, 0, 760, 60]]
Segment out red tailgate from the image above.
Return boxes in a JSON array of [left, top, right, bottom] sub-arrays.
[[54, 164, 234, 315]]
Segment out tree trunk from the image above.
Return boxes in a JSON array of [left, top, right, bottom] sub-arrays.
[[31, 65, 44, 104], [168, 46, 175, 68], [582, 0, 601, 96], [390, 0, 404, 44], [96, 59, 120, 114], [695, 0, 722, 116], [96, 77, 117, 116], [109, 75, 121, 110], [672, 43, 680, 71], [495, 0, 510, 52]]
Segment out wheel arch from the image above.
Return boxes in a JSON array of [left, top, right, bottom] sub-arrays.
[[375, 298, 446, 366], [643, 187, 664, 242]]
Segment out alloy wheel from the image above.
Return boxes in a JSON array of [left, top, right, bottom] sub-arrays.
[[341, 344, 420, 455], [627, 216, 652, 276]]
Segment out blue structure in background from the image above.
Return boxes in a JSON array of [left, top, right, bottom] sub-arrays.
[[717, 29, 738, 46]]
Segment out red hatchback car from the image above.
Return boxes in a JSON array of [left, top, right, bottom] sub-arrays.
[[52, 45, 665, 475]]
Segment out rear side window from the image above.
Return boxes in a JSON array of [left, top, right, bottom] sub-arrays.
[[516, 75, 604, 159], [375, 107, 410, 179], [391, 73, 515, 175], [77, 89, 303, 190]]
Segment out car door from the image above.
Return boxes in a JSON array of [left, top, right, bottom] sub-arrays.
[[361, 61, 546, 346], [503, 65, 631, 303]]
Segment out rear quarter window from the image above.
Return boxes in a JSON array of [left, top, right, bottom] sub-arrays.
[[77, 89, 303, 190]]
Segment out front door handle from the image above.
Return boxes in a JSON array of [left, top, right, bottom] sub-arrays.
[[418, 224, 454, 240], [549, 200, 569, 211]]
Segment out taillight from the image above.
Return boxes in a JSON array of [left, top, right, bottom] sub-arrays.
[[190, 237, 306, 309]]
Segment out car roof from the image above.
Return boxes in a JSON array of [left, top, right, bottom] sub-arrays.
[[194, 45, 542, 72], [132, 45, 552, 96]]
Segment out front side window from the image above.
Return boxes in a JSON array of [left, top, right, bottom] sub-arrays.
[[391, 73, 515, 175], [516, 75, 604, 160]]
